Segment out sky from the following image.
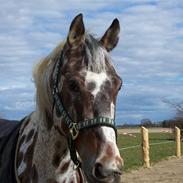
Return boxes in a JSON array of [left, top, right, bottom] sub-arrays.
[[0, 0, 183, 124]]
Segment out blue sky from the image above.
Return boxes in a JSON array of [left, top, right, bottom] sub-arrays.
[[0, 0, 183, 124]]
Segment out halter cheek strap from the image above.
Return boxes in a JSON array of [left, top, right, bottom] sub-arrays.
[[52, 50, 117, 168]]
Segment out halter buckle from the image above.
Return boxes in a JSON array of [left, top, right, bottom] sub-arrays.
[[69, 123, 79, 140]]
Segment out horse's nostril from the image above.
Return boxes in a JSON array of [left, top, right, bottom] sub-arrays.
[[93, 163, 106, 179], [93, 162, 122, 181]]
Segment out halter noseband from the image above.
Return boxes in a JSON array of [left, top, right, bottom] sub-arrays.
[[52, 50, 117, 168]]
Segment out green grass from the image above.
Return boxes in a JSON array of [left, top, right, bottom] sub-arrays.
[[149, 133, 176, 164], [118, 132, 183, 171], [118, 133, 143, 171]]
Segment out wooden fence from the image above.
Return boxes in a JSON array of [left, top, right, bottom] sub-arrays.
[[141, 126, 181, 168]]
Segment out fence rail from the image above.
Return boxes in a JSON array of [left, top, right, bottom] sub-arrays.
[[149, 141, 174, 146], [119, 144, 141, 150]]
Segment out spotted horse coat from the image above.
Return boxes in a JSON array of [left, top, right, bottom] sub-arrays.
[[1, 113, 85, 183], [0, 13, 123, 183]]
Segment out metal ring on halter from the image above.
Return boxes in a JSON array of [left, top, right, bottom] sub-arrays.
[[69, 123, 79, 140]]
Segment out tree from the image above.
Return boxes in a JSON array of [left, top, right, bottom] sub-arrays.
[[162, 98, 183, 139], [141, 118, 153, 127], [162, 98, 183, 119]]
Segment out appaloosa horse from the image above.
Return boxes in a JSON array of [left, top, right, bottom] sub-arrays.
[[0, 14, 123, 183]]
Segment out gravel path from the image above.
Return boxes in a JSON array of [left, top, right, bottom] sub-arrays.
[[122, 156, 183, 183]]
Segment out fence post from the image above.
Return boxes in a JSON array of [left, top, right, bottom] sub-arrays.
[[175, 126, 181, 158], [141, 126, 150, 168]]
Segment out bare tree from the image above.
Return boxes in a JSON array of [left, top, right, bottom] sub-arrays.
[[141, 118, 153, 127], [162, 98, 183, 139], [162, 98, 183, 119]]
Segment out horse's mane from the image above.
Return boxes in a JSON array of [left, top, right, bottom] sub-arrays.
[[32, 34, 109, 124], [32, 42, 65, 124]]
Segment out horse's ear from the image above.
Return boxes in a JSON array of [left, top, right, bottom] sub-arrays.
[[100, 19, 120, 52], [67, 13, 85, 48]]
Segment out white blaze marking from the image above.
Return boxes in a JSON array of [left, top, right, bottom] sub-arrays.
[[85, 71, 108, 97], [111, 103, 115, 119], [85, 72, 121, 169], [96, 127, 120, 169], [102, 126, 116, 144]]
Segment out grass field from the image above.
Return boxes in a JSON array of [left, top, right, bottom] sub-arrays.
[[118, 131, 183, 171]]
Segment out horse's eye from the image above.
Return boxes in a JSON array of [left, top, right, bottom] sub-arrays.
[[118, 80, 123, 91], [112, 77, 122, 91], [118, 84, 122, 91], [68, 80, 80, 92]]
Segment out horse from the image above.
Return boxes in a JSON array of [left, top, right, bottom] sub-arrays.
[[0, 13, 123, 183]]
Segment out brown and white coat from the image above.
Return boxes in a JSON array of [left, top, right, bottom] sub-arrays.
[[15, 14, 123, 183]]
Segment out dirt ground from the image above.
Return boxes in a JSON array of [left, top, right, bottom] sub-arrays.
[[122, 156, 183, 183]]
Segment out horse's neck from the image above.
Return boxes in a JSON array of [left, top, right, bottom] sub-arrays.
[[16, 112, 81, 183]]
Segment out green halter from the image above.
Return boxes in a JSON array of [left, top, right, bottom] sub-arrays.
[[52, 50, 117, 168]]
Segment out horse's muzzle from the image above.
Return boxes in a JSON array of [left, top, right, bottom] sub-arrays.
[[92, 161, 123, 183]]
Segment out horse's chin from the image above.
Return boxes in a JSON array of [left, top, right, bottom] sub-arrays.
[[83, 174, 98, 183], [80, 167, 95, 183], [82, 170, 122, 183]]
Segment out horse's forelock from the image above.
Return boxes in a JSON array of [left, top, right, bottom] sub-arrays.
[[85, 34, 109, 73]]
